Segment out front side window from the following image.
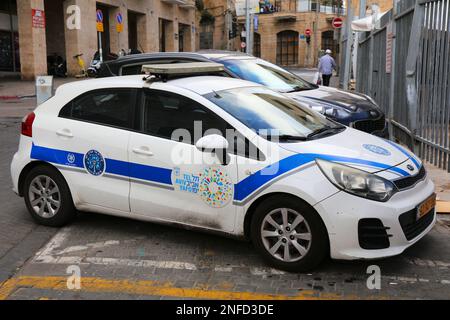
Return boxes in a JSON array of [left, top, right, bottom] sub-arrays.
[[142, 89, 264, 160], [220, 58, 316, 93], [59, 89, 136, 129], [204, 86, 342, 140], [142, 89, 227, 144]]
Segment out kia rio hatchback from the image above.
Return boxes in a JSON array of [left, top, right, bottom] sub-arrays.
[[11, 64, 436, 271]]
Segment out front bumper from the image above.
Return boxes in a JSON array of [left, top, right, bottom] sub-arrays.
[[314, 176, 436, 260]]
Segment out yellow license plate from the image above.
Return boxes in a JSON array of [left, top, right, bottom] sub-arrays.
[[417, 193, 436, 220]]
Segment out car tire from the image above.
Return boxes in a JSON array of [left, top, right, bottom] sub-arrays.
[[250, 195, 328, 272], [23, 165, 76, 227]]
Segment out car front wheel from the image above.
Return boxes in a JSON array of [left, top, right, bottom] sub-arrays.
[[251, 195, 328, 272], [24, 165, 76, 227]]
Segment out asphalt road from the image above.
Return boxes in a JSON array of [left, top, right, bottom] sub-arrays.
[[0, 117, 450, 300]]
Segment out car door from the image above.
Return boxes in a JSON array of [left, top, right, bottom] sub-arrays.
[[128, 88, 238, 232], [42, 88, 137, 212]]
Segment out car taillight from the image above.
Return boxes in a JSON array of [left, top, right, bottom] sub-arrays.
[[21, 112, 35, 137]]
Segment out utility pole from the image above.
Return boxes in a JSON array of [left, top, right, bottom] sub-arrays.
[[342, 0, 352, 90], [226, 0, 233, 50], [245, 0, 253, 55]]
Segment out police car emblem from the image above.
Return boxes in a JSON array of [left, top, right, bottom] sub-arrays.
[[406, 164, 414, 171], [84, 150, 105, 176], [67, 153, 75, 164], [363, 144, 391, 156]]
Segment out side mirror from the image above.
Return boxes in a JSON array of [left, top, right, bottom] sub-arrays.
[[195, 134, 229, 151], [195, 134, 230, 165]]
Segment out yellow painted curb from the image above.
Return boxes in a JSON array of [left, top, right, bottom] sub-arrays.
[[0, 276, 388, 300]]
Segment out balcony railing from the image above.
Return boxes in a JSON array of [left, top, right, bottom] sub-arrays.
[[161, 0, 191, 6], [179, 0, 195, 9]]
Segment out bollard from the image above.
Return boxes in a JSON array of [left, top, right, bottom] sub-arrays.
[[35, 76, 53, 105]]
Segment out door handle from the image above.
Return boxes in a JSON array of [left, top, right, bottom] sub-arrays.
[[132, 147, 154, 156], [56, 129, 73, 138]]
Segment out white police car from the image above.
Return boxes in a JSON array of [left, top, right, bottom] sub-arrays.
[[11, 63, 436, 271]]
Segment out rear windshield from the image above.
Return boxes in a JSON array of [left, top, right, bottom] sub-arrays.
[[220, 58, 316, 93]]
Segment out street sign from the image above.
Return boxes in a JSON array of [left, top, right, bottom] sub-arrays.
[[332, 17, 343, 28], [116, 12, 123, 33], [32, 9, 46, 28], [96, 9, 104, 32], [96, 9, 103, 22], [116, 12, 123, 24], [305, 28, 312, 36], [253, 14, 259, 31]]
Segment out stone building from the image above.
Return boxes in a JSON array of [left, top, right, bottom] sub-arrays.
[[199, 0, 345, 67], [0, 0, 196, 79]]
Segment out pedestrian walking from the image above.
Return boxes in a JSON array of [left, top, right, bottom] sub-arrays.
[[318, 49, 336, 87]]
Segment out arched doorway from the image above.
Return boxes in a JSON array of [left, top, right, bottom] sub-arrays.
[[321, 30, 339, 55], [276, 30, 298, 66], [253, 33, 261, 57]]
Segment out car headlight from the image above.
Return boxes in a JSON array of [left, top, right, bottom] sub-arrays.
[[316, 159, 397, 202]]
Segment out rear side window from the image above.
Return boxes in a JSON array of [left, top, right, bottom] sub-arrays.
[[59, 88, 136, 129]]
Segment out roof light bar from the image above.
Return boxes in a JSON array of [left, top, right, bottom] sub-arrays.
[[141, 62, 225, 77]]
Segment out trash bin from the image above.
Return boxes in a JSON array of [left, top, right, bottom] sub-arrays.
[[36, 76, 53, 105]]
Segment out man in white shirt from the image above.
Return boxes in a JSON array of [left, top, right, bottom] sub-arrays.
[[318, 49, 336, 86]]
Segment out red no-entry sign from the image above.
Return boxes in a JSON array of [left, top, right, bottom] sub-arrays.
[[305, 28, 312, 36], [332, 17, 343, 28]]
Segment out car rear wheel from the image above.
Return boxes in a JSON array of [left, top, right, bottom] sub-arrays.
[[251, 195, 328, 272], [24, 165, 76, 227]]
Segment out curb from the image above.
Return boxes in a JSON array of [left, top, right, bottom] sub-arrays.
[[437, 200, 450, 214], [0, 94, 35, 100]]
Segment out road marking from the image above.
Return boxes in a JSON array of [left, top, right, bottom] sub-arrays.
[[53, 240, 120, 255], [0, 276, 390, 300], [407, 258, 450, 268]]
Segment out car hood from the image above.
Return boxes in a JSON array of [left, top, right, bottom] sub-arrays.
[[287, 86, 373, 110], [279, 128, 420, 176]]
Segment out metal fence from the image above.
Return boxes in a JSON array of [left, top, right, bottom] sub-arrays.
[[351, 0, 450, 171]]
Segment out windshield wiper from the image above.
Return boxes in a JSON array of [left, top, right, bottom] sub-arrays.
[[263, 134, 308, 142], [286, 86, 308, 93], [307, 126, 344, 139]]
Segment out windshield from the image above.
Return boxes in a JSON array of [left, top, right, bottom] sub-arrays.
[[204, 86, 341, 139], [219, 58, 316, 92]]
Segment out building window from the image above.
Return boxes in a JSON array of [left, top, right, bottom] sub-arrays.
[[253, 33, 261, 57], [276, 30, 298, 66], [199, 22, 213, 49], [0, 0, 19, 72], [159, 18, 166, 52], [321, 30, 339, 54]]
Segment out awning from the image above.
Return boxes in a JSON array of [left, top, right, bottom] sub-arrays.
[[351, 12, 387, 31]]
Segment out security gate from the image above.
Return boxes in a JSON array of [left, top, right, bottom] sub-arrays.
[[351, 0, 450, 171]]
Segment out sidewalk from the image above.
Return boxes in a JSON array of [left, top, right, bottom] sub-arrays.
[[0, 78, 83, 118], [287, 67, 340, 88]]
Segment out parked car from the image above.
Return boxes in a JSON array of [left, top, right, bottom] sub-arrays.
[[12, 63, 434, 271], [96, 51, 388, 137]]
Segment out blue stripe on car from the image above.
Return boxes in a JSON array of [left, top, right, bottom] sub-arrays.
[[384, 140, 421, 169], [233, 153, 410, 202], [30, 143, 411, 203]]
